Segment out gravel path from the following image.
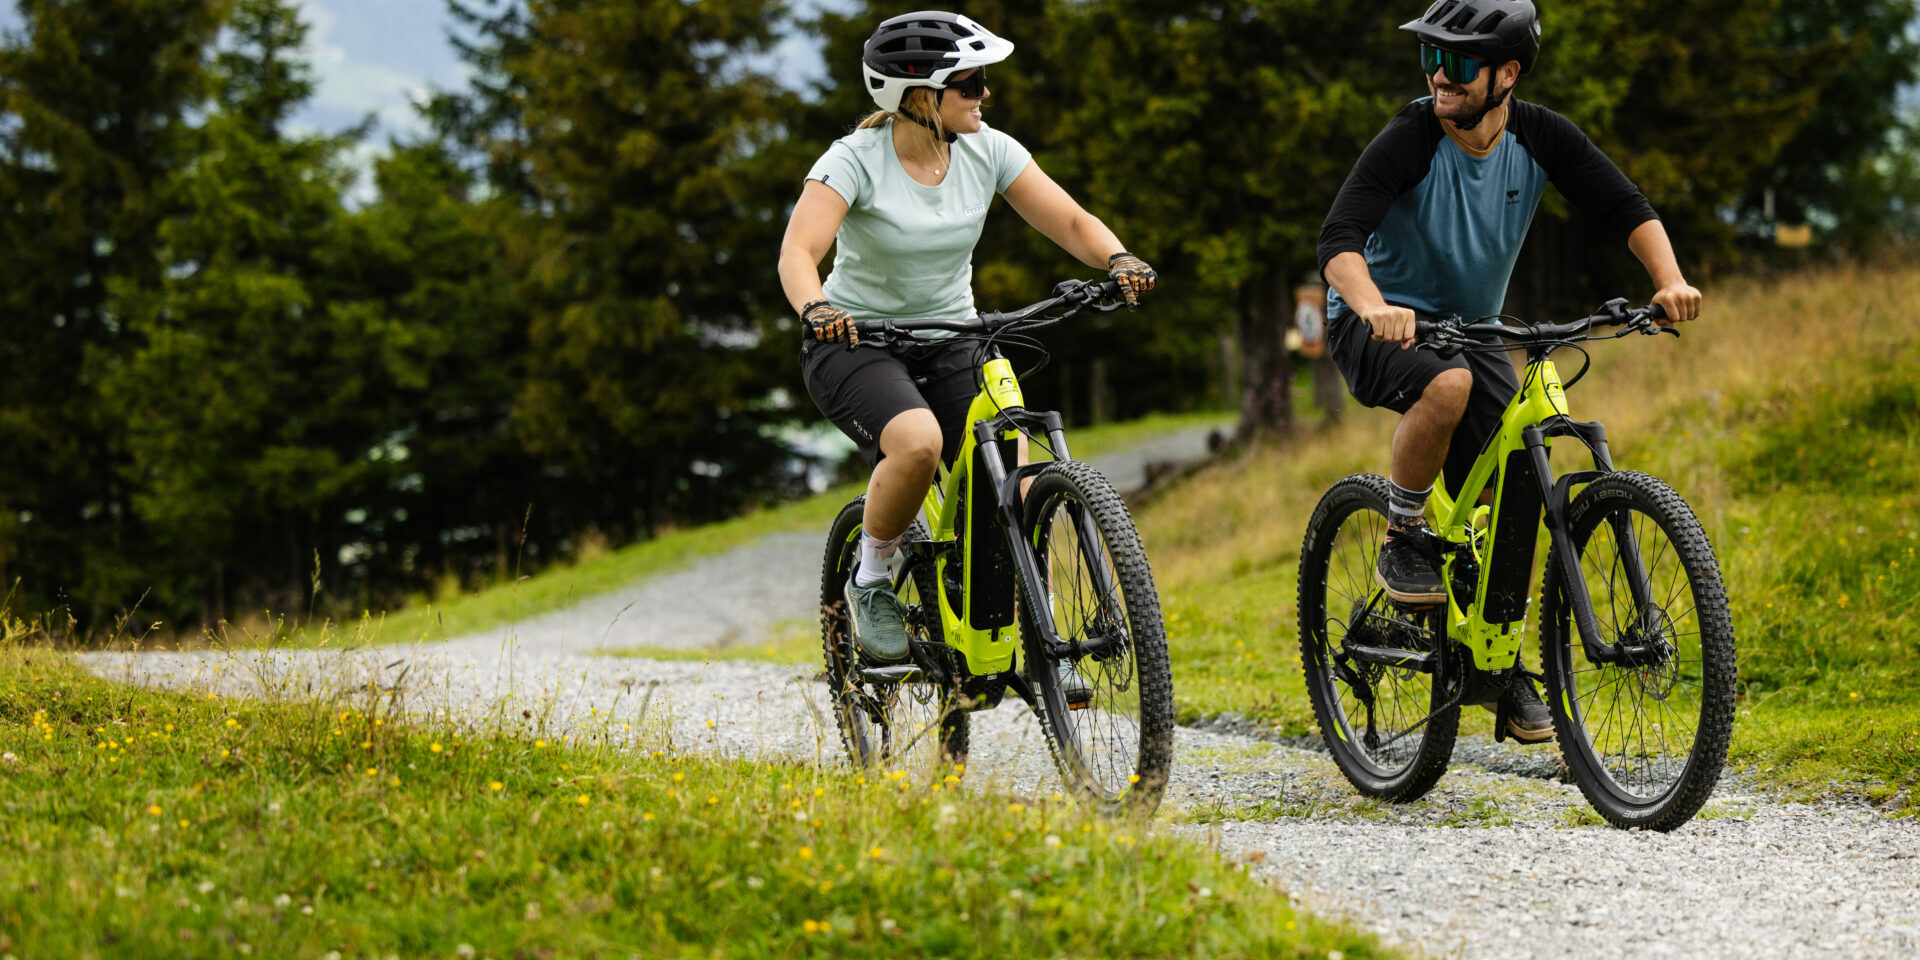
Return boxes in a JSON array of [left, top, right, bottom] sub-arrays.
[[71, 422, 1920, 960], [494, 420, 1228, 654]]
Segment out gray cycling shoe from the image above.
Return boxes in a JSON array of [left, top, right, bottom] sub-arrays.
[[845, 574, 911, 664], [1055, 659, 1094, 709]]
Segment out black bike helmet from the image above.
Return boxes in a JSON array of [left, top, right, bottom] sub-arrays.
[[861, 11, 1013, 113], [1399, 0, 1540, 74]]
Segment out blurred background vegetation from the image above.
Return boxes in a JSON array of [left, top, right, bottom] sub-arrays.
[[2, 0, 1916, 632]]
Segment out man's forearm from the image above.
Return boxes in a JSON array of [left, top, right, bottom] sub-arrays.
[[1324, 251, 1387, 314], [1627, 220, 1686, 288]]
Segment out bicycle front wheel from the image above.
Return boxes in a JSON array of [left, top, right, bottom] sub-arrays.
[[1019, 461, 1174, 814], [1297, 475, 1457, 801], [1541, 471, 1737, 831], [820, 497, 969, 772]]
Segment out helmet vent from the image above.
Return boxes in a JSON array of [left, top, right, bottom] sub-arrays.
[[1479, 11, 1507, 33], [1427, 1, 1460, 25], [1444, 6, 1479, 31], [869, 77, 884, 90], [970, 39, 987, 50]]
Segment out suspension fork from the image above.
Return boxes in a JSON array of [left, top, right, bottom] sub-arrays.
[[1532, 420, 1654, 665], [971, 411, 1108, 661]]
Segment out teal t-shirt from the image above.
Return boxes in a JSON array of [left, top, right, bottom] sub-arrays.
[[807, 122, 1033, 332]]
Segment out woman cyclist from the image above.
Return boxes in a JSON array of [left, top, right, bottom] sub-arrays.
[[779, 11, 1157, 674]]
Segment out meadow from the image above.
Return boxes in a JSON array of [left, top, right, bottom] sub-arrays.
[[0, 642, 1385, 958]]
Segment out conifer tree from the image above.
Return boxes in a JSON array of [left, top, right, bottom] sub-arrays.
[[0, 0, 224, 615]]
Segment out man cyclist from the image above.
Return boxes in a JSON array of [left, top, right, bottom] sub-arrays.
[[1317, 0, 1703, 741]]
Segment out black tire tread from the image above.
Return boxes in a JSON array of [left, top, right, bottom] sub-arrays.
[[819, 496, 969, 767], [1540, 470, 1737, 832], [1296, 474, 1458, 802], [1020, 459, 1176, 815]]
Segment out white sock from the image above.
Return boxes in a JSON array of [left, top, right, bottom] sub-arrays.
[[855, 531, 904, 588]]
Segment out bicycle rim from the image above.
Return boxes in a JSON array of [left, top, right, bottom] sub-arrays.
[[820, 504, 968, 774], [1023, 462, 1173, 811], [1298, 476, 1456, 798], [1546, 472, 1736, 827]]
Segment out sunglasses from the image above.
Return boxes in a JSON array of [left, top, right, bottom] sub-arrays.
[[945, 67, 988, 100], [1420, 44, 1485, 85]]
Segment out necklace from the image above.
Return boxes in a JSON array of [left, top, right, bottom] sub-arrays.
[[910, 144, 948, 178]]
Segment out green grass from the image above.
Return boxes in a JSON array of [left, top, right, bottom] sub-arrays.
[[1135, 266, 1920, 807], [0, 645, 1393, 959], [221, 410, 1230, 653]]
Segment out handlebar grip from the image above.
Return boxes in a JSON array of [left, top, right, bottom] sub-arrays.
[[1414, 320, 1440, 337], [1647, 303, 1667, 321]]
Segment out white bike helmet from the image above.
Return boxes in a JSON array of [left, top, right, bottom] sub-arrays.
[[860, 11, 1014, 114]]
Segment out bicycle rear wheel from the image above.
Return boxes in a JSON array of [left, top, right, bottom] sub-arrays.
[[1019, 461, 1174, 814], [820, 497, 969, 772], [1541, 471, 1737, 831], [1297, 475, 1457, 801]]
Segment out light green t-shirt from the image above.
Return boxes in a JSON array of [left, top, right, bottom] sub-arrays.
[[807, 122, 1033, 332]]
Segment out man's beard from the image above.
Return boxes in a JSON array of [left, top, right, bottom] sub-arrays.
[[1431, 77, 1509, 132]]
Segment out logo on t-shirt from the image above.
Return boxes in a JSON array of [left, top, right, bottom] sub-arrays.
[[1506, 188, 1521, 204], [962, 201, 987, 216]]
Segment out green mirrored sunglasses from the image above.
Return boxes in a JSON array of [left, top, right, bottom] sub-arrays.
[[1420, 44, 1485, 84]]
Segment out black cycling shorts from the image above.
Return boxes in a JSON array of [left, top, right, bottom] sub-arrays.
[[801, 337, 981, 467], [1327, 308, 1519, 495]]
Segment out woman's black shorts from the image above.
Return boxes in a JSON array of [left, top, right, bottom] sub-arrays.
[[801, 337, 981, 466], [1327, 308, 1519, 495]]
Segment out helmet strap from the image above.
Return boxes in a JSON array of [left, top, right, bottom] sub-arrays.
[[902, 93, 959, 144], [1450, 71, 1512, 132]]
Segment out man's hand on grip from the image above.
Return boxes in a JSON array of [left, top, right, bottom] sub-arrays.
[[1360, 303, 1419, 349]]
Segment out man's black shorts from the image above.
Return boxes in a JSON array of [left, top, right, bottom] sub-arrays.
[[801, 337, 981, 466], [1327, 308, 1519, 494]]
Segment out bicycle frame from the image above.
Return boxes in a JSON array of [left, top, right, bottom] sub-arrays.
[[1426, 350, 1626, 673], [908, 353, 1104, 677]]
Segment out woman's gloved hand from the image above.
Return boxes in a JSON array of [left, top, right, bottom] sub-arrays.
[[801, 299, 858, 347], [1107, 252, 1157, 307]]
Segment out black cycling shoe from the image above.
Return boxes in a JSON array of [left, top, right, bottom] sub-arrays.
[[1375, 523, 1446, 605], [1482, 672, 1556, 743]]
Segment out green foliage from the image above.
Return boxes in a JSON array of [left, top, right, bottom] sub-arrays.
[[0, 647, 1394, 958], [0, 0, 226, 613], [482, 0, 814, 540], [1748, 0, 1920, 249]]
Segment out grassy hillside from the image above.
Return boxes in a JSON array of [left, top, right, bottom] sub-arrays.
[[0, 644, 1388, 959], [1139, 265, 1920, 804]]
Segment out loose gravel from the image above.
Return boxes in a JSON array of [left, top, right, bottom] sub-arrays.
[[71, 425, 1920, 960]]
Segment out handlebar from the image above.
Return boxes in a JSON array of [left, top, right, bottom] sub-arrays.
[[803, 279, 1128, 344], [1414, 298, 1672, 347]]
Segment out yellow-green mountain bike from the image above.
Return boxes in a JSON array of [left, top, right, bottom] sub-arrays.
[[813, 279, 1175, 813], [1297, 299, 1737, 831]]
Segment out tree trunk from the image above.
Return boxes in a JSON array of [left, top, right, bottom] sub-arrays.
[[1218, 332, 1240, 413], [1089, 356, 1114, 425], [1235, 268, 1294, 442], [1312, 354, 1344, 425]]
